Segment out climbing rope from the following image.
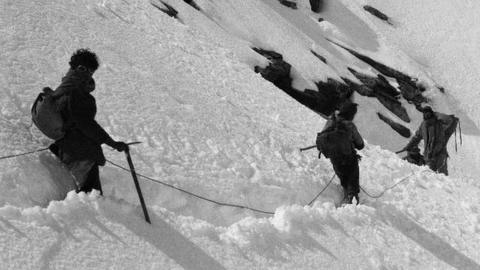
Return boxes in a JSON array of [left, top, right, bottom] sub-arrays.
[[360, 170, 430, 199], [307, 173, 336, 206], [360, 174, 413, 198], [0, 147, 338, 214], [106, 159, 275, 215], [0, 147, 49, 161], [0, 147, 277, 214], [0, 147, 425, 213]]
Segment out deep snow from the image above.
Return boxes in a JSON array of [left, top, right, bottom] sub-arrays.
[[1, 0, 480, 269]]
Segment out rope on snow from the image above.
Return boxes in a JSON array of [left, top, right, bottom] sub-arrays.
[[0, 147, 426, 214], [106, 159, 275, 215], [0, 147, 49, 161]]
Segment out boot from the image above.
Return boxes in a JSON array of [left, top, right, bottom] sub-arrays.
[[342, 193, 354, 205]]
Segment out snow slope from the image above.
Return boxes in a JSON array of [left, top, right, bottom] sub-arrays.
[[180, 0, 480, 174], [349, 0, 480, 179], [1, 0, 480, 269]]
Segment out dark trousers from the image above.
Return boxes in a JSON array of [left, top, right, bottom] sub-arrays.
[[50, 143, 103, 195], [426, 152, 448, 176], [78, 164, 103, 195], [331, 156, 360, 195]]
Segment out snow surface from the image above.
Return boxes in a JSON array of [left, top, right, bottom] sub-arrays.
[[1, 0, 480, 269]]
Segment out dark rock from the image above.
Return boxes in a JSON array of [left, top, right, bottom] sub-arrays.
[[252, 48, 283, 60], [253, 48, 292, 90], [285, 78, 354, 116], [343, 78, 375, 97], [417, 83, 426, 92], [152, 1, 178, 19], [348, 68, 399, 98], [437, 86, 446, 93], [397, 79, 427, 105], [305, 89, 338, 115], [252, 47, 353, 117], [363, 5, 391, 24], [332, 41, 427, 107], [347, 68, 410, 121], [376, 74, 400, 97], [375, 92, 410, 123], [318, 18, 324, 22], [377, 112, 411, 138], [278, 0, 297, 9], [184, 0, 200, 11], [331, 41, 409, 81], [309, 0, 323, 13], [316, 78, 353, 102], [311, 50, 327, 64]]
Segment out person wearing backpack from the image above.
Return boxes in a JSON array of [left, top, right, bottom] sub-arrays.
[[48, 49, 128, 195], [403, 106, 459, 175], [317, 102, 364, 205]]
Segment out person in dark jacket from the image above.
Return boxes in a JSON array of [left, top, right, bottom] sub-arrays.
[[49, 49, 127, 195], [320, 102, 364, 204], [403, 106, 458, 175]]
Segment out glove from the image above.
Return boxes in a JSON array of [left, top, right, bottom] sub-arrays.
[[111, 141, 128, 152]]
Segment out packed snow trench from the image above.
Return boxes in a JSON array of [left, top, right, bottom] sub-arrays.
[[1, 0, 480, 269]]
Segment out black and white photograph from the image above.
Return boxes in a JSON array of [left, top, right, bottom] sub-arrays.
[[1, 0, 479, 269]]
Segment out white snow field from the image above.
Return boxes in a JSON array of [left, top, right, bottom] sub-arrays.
[[1, 0, 480, 269]]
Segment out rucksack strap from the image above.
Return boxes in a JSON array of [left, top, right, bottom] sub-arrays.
[[454, 118, 463, 153], [454, 127, 457, 152], [459, 119, 463, 145]]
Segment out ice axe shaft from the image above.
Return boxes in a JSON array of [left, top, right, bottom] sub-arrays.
[[300, 145, 317, 152], [125, 147, 151, 224], [127, 141, 142, 146]]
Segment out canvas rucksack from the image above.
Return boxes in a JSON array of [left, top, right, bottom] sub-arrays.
[[316, 117, 353, 159], [31, 87, 65, 140]]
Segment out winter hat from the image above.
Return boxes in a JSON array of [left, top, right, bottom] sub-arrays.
[[422, 106, 434, 114], [338, 102, 358, 120]]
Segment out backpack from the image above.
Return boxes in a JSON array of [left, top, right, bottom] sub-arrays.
[[31, 87, 65, 140], [432, 113, 460, 153], [316, 117, 353, 159]]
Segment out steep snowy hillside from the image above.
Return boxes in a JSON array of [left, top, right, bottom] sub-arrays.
[[163, 0, 480, 178], [1, 0, 480, 269], [350, 0, 480, 178]]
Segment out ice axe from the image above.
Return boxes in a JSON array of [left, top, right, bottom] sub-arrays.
[[124, 142, 151, 224], [127, 141, 142, 146], [300, 145, 317, 152], [395, 148, 407, 154]]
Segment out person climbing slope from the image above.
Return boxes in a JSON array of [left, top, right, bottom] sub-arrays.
[[402, 106, 458, 175], [47, 49, 128, 195], [316, 102, 364, 204]]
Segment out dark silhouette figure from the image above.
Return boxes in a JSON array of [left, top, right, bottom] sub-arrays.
[[49, 49, 128, 195], [404, 106, 458, 175], [318, 102, 364, 204]]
